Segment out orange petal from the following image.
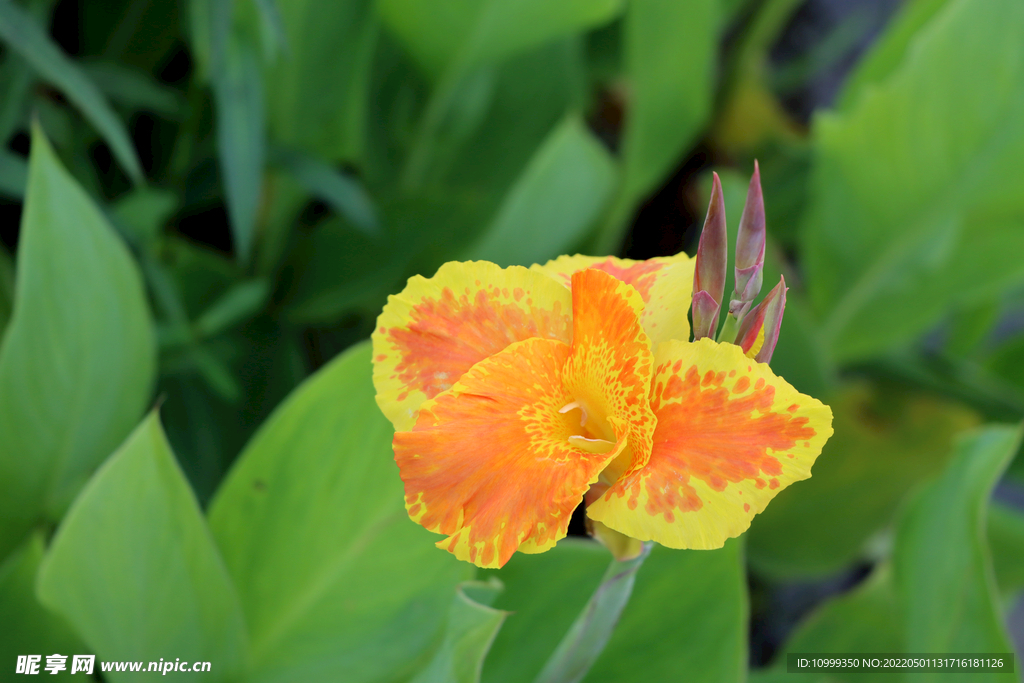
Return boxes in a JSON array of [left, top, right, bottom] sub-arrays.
[[372, 261, 572, 431], [532, 254, 694, 345], [587, 337, 833, 549], [394, 338, 625, 568], [561, 268, 657, 483]]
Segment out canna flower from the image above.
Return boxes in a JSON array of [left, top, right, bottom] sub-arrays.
[[372, 200, 832, 571]]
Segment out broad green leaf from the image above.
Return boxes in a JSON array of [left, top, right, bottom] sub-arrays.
[[594, 0, 716, 253], [585, 541, 746, 683], [270, 146, 379, 234], [80, 60, 185, 117], [893, 424, 1022, 675], [0, 244, 12, 336], [803, 0, 1024, 363], [265, 0, 377, 163], [482, 540, 745, 683], [0, 534, 84, 670], [536, 545, 651, 683], [988, 502, 1024, 595], [0, 148, 26, 198], [377, 0, 622, 80], [36, 413, 248, 680], [619, 0, 715, 205], [212, 33, 265, 262], [410, 581, 507, 683], [768, 565, 902, 683], [0, 128, 155, 559], [837, 0, 949, 112], [469, 115, 616, 267], [0, 0, 144, 184], [747, 384, 978, 578], [481, 539, 608, 683], [208, 342, 471, 683]]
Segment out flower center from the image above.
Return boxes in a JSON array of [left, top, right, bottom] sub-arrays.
[[558, 399, 632, 487], [559, 400, 616, 452]]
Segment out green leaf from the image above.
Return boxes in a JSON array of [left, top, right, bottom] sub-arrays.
[[193, 279, 270, 339], [270, 146, 379, 234], [988, 335, 1024, 393], [252, 0, 288, 60], [265, 0, 377, 163], [803, 0, 1024, 362], [36, 413, 248, 680], [593, 0, 717, 253], [747, 384, 979, 578], [585, 541, 746, 683], [0, 0, 144, 184], [208, 342, 472, 682], [469, 115, 616, 267], [535, 545, 651, 683], [410, 581, 508, 683], [893, 424, 1022, 673], [482, 540, 746, 683], [0, 244, 12, 336], [439, 38, 586, 197], [769, 565, 903, 683], [987, 502, 1024, 595], [0, 148, 27, 198], [0, 534, 84, 669], [837, 0, 949, 112], [79, 60, 185, 117], [619, 0, 715, 205], [0, 127, 155, 559], [378, 0, 623, 80], [212, 33, 266, 263], [481, 540, 608, 683], [111, 187, 178, 248]]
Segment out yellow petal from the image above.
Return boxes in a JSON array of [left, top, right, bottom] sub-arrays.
[[587, 337, 833, 549], [561, 268, 657, 482], [372, 261, 572, 431], [532, 253, 694, 345], [393, 338, 625, 568]]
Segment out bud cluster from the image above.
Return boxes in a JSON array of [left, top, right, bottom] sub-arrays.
[[690, 162, 788, 364]]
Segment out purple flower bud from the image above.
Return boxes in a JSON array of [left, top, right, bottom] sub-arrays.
[[755, 276, 787, 364], [691, 172, 727, 340], [691, 290, 720, 341], [732, 161, 766, 307], [735, 275, 786, 363]]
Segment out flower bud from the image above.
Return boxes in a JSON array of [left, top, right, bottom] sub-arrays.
[[730, 161, 766, 318], [735, 275, 787, 364], [691, 172, 727, 339]]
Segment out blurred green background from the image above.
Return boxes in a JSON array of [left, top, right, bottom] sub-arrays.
[[1, 0, 1024, 680]]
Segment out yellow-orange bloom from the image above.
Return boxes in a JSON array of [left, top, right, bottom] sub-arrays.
[[372, 255, 833, 568]]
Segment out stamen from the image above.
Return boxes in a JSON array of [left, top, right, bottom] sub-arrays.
[[558, 401, 588, 426], [568, 435, 617, 454]]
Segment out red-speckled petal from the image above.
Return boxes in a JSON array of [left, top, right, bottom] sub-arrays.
[[561, 268, 657, 483], [532, 253, 694, 345], [587, 337, 833, 549], [394, 338, 625, 568], [372, 261, 572, 431]]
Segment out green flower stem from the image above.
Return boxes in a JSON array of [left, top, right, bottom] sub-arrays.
[[533, 542, 653, 683], [717, 312, 740, 345]]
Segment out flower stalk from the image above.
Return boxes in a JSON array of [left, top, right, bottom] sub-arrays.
[[533, 543, 653, 683]]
